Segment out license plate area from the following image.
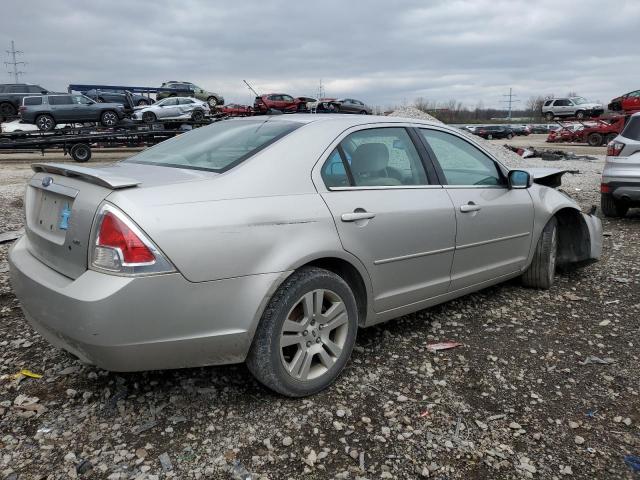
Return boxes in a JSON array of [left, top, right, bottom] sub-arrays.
[[29, 186, 75, 245]]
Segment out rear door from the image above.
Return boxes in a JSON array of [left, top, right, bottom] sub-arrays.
[[157, 97, 180, 118], [71, 95, 97, 121], [315, 125, 456, 313], [418, 128, 533, 290], [48, 95, 75, 121]]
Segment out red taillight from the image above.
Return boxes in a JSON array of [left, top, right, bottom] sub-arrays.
[[600, 184, 612, 193], [97, 211, 155, 264], [607, 141, 624, 156]]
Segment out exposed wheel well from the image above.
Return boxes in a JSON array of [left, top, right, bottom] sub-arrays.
[[303, 257, 368, 326], [554, 208, 591, 265]]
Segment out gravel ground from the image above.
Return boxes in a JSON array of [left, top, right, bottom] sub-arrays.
[[0, 141, 639, 479]]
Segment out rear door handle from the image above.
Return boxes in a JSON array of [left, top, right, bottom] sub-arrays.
[[341, 211, 376, 222], [460, 202, 481, 213]]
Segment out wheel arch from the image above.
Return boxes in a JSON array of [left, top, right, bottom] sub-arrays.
[[552, 206, 593, 265]]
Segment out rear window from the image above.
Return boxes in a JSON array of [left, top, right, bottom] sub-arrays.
[[125, 119, 301, 173], [621, 116, 640, 141], [23, 97, 42, 106]]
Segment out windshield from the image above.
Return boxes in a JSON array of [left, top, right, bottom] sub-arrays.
[[572, 97, 588, 105], [125, 119, 301, 172]]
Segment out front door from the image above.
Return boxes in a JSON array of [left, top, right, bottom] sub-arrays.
[[418, 128, 534, 290], [317, 126, 456, 313]]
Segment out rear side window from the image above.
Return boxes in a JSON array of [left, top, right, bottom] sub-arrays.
[[622, 116, 640, 141], [544, 100, 552, 106], [125, 119, 301, 173], [420, 129, 504, 186], [23, 97, 42, 106], [334, 127, 428, 187], [49, 96, 73, 105], [28, 86, 44, 93], [321, 149, 349, 188]]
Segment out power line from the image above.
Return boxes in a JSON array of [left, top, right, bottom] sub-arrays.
[[4, 40, 26, 82], [500, 87, 520, 120]]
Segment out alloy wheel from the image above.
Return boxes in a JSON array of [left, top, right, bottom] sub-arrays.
[[279, 289, 349, 381], [102, 112, 117, 126], [37, 115, 53, 131]]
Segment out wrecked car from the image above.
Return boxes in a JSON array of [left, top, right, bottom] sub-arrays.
[[8, 115, 602, 397]]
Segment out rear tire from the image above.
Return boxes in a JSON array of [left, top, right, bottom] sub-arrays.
[[70, 143, 91, 162], [0, 102, 16, 117], [35, 114, 56, 132], [587, 132, 603, 146], [605, 133, 617, 145], [601, 193, 628, 218], [545, 112, 554, 121], [100, 110, 119, 127], [522, 217, 558, 289], [246, 267, 358, 397], [507, 133, 514, 139], [207, 97, 218, 108], [575, 110, 585, 119]]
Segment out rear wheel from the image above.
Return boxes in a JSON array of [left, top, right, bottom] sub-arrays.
[[507, 133, 514, 139], [191, 109, 204, 122], [247, 267, 358, 397], [0, 102, 16, 117], [70, 143, 91, 162], [605, 133, 617, 145], [587, 132, 603, 146], [522, 217, 558, 289], [100, 110, 119, 127], [487, 134, 493, 140], [36, 114, 56, 132], [545, 112, 554, 121], [601, 193, 628, 218], [142, 111, 156, 123], [575, 110, 585, 119], [207, 97, 218, 108]]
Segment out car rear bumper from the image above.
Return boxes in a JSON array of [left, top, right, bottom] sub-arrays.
[[9, 236, 286, 372]]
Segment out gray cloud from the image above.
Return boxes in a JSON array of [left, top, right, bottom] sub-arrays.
[[2, 0, 639, 108]]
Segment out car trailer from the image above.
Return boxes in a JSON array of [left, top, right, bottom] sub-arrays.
[[0, 117, 223, 162]]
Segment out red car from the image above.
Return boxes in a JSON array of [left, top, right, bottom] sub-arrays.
[[253, 94, 306, 113], [221, 103, 252, 117], [609, 90, 640, 113]]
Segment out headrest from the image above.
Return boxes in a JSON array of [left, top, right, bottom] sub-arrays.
[[351, 143, 389, 174]]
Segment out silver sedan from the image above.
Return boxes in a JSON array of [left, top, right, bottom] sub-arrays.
[[131, 96, 210, 123], [9, 115, 602, 397]]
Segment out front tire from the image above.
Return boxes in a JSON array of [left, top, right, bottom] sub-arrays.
[[575, 110, 585, 119], [587, 132, 603, 146], [545, 112, 554, 121], [191, 109, 204, 122], [601, 193, 628, 218], [207, 97, 218, 108], [100, 110, 119, 127], [507, 133, 514, 139], [522, 217, 558, 289], [142, 111, 156, 123], [246, 267, 358, 397]]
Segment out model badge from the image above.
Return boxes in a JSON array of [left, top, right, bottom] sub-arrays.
[[42, 176, 53, 187]]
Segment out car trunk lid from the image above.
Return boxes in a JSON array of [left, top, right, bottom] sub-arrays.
[[25, 162, 216, 279]]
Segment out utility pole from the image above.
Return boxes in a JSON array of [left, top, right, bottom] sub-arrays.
[[500, 87, 520, 120], [4, 40, 26, 82], [316, 79, 325, 100]]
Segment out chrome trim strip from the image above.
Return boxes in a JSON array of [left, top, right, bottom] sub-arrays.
[[374, 246, 455, 265], [329, 185, 443, 191], [28, 177, 78, 198], [444, 185, 507, 189], [457, 232, 530, 250]]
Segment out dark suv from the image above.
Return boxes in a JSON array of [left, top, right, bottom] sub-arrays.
[[0, 83, 49, 117], [19, 94, 126, 131], [474, 125, 514, 140]]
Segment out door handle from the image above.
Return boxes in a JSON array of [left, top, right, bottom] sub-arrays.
[[341, 211, 376, 222], [460, 202, 481, 213]]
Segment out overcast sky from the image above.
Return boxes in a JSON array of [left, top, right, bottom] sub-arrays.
[[3, 0, 639, 108]]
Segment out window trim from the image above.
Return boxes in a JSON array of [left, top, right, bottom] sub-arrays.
[[320, 126, 436, 190], [415, 127, 508, 188]]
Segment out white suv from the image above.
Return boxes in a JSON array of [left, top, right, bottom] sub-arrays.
[[541, 97, 604, 121]]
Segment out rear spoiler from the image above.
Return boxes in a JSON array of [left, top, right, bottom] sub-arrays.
[[32, 163, 140, 189]]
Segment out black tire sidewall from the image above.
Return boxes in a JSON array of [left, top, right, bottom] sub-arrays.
[[248, 268, 358, 397]]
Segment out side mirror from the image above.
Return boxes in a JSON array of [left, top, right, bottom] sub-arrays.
[[508, 170, 532, 189]]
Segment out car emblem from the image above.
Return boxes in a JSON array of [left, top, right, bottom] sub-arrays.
[[42, 176, 53, 187]]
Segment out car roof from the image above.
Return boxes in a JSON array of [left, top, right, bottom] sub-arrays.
[[230, 113, 443, 129]]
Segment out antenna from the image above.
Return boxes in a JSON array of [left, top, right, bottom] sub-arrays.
[[500, 87, 520, 120], [4, 40, 26, 82], [243, 80, 259, 97]]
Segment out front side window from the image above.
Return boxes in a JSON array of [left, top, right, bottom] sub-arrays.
[[158, 98, 178, 106], [339, 127, 428, 186], [125, 119, 300, 172], [282, 95, 294, 102], [420, 129, 504, 186], [72, 95, 92, 105]]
